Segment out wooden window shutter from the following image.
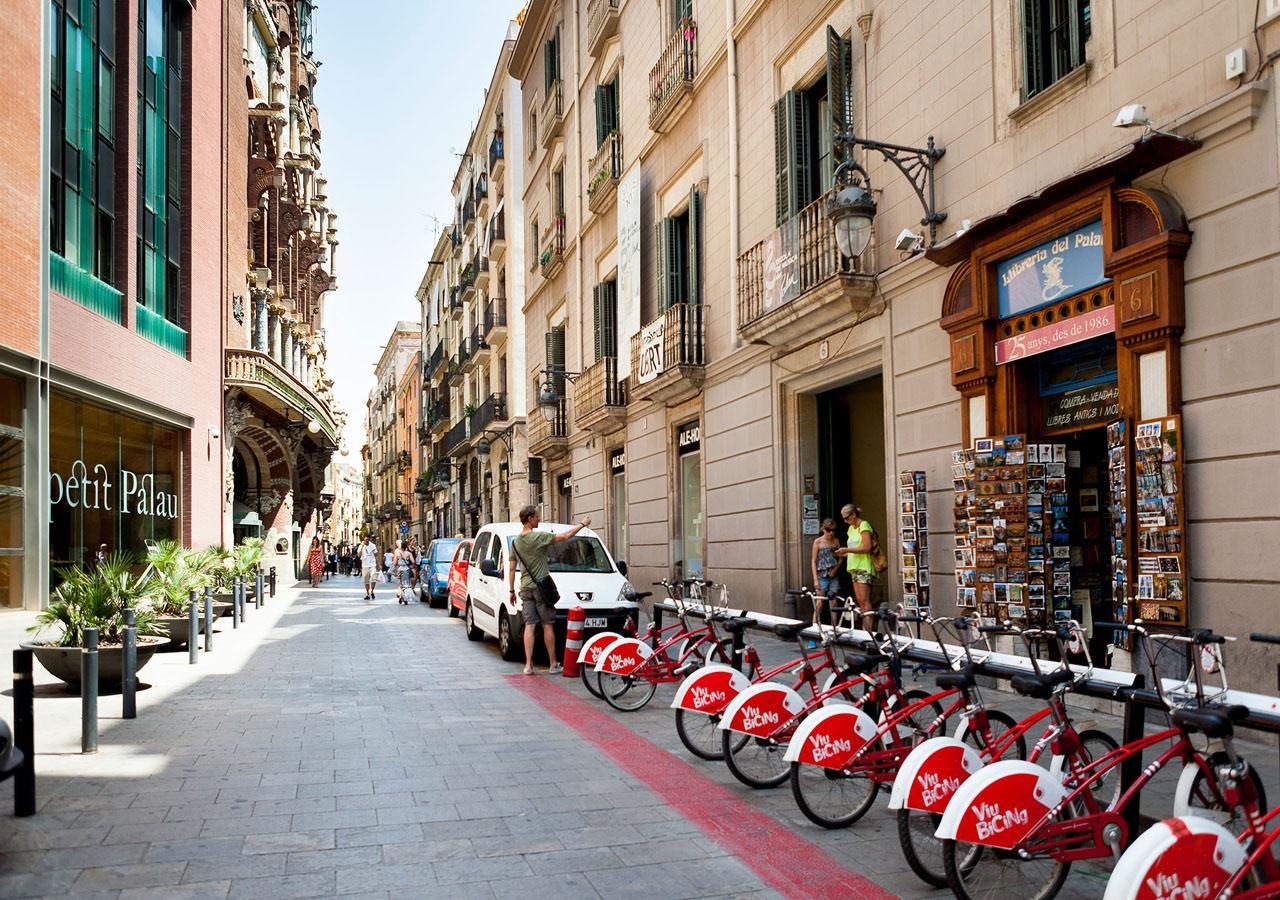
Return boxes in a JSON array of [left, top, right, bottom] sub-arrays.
[[603, 280, 618, 357], [665, 217, 684, 308], [654, 218, 670, 310], [774, 91, 807, 222], [592, 283, 603, 360], [687, 187, 702, 306], [553, 25, 561, 81], [791, 92, 812, 210], [773, 98, 789, 225], [546, 327, 566, 394], [826, 26, 851, 163], [594, 84, 606, 147]]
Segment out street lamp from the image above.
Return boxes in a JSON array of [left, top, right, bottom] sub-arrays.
[[474, 427, 514, 463], [827, 132, 947, 251], [537, 367, 580, 424]]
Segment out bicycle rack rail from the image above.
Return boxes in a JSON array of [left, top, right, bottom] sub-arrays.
[[652, 599, 1280, 838]]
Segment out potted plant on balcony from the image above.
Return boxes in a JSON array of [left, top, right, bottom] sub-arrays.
[[462, 402, 478, 419], [142, 541, 219, 649], [23, 553, 165, 689]]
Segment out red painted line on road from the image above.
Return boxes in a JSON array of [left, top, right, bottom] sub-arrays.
[[508, 674, 897, 900]]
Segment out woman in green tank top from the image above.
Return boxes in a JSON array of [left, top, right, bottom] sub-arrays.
[[836, 503, 876, 615]]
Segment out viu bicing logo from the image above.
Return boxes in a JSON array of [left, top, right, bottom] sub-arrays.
[[608, 653, 638, 670], [741, 705, 780, 730], [1144, 871, 1213, 900], [917, 771, 962, 807], [808, 732, 852, 763], [972, 801, 1030, 840], [690, 685, 726, 709]]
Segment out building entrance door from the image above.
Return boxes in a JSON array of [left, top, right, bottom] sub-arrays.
[[816, 374, 886, 599]]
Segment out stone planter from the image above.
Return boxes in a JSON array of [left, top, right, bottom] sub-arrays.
[[153, 614, 207, 649], [23, 637, 166, 690]]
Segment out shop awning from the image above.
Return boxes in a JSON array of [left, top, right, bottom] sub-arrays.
[[926, 132, 1199, 268]]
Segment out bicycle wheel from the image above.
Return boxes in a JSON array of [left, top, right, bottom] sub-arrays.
[[790, 761, 878, 828], [675, 708, 727, 760], [599, 671, 658, 712], [1183, 750, 1269, 837], [723, 728, 790, 789], [1072, 729, 1121, 812], [899, 808, 976, 888], [898, 689, 946, 738], [581, 655, 604, 698], [943, 822, 1070, 900], [963, 709, 1027, 761]]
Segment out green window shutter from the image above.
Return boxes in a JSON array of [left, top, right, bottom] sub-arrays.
[[665, 217, 683, 307], [592, 283, 603, 360], [687, 187, 702, 306], [791, 92, 812, 211], [826, 26, 851, 161], [1022, 0, 1043, 98], [773, 98, 789, 225], [544, 38, 553, 92], [550, 325, 566, 394], [602, 280, 618, 357], [654, 218, 670, 311]]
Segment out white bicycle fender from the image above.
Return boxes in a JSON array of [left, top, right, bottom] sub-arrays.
[[887, 737, 984, 812], [592, 637, 653, 675], [577, 631, 621, 666], [718, 682, 806, 736], [1104, 816, 1245, 900], [782, 703, 879, 768], [670, 664, 753, 714], [934, 760, 1066, 848]]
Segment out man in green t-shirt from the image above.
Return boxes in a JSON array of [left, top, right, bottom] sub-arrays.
[[508, 505, 592, 675]]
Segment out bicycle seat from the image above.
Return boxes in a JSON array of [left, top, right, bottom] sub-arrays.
[[936, 663, 982, 690], [625, 590, 653, 601], [1171, 705, 1250, 739], [773, 622, 809, 640], [719, 616, 755, 635], [1010, 668, 1074, 700], [842, 653, 888, 675]]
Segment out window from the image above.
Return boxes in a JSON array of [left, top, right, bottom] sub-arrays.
[[1022, 0, 1090, 99], [552, 167, 565, 217], [530, 215, 539, 269], [655, 187, 702, 309], [609, 451, 626, 559], [545, 325, 566, 396], [672, 0, 693, 28], [543, 25, 561, 90], [471, 532, 489, 563], [50, 0, 119, 292], [595, 76, 619, 148], [593, 279, 618, 360], [546, 537, 612, 573], [137, 0, 186, 351], [774, 26, 850, 224]]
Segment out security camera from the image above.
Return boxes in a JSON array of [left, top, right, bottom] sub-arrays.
[[1113, 104, 1150, 128], [895, 228, 924, 252]]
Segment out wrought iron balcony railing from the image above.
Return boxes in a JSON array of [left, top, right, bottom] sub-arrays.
[[587, 131, 622, 214], [649, 18, 698, 132], [587, 0, 620, 57]]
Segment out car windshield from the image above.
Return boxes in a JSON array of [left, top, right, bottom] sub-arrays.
[[432, 541, 460, 563]]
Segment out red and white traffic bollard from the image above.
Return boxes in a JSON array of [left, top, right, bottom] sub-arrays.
[[563, 605, 585, 678]]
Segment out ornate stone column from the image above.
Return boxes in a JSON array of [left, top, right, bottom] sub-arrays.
[[282, 320, 294, 372], [253, 290, 270, 352]]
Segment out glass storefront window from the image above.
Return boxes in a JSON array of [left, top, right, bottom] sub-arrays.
[[610, 468, 627, 558], [676, 422, 703, 580], [0, 374, 24, 608], [49, 391, 183, 583]]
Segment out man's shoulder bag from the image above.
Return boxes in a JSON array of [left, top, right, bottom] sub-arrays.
[[512, 537, 560, 605]]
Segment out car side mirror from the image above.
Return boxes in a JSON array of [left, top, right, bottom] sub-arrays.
[[479, 559, 499, 578], [616, 560, 628, 577]]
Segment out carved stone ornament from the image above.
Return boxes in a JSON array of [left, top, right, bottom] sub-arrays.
[[232, 294, 246, 324]]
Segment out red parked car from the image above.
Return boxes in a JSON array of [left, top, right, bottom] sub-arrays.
[[446, 539, 474, 618]]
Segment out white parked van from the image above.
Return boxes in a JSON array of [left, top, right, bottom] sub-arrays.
[[462, 522, 639, 661]]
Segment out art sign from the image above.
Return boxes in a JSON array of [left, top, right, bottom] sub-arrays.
[[762, 219, 800, 313], [616, 165, 642, 377], [637, 316, 665, 384], [995, 305, 1115, 364], [996, 220, 1107, 318]]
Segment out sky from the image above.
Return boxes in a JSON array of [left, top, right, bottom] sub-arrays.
[[315, 1, 521, 459]]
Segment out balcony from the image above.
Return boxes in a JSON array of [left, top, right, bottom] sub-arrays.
[[483, 298, 508, 346], [428, 397, 449, 436], [467, 325, 490, 368], [469, 392, 506, 437], [487, 210, 506, 262], [528, 397, 568, 460], [224, 348, 340, 445], [460, 260, 477, 299], [540, 80, 564, 149], [449, 286, 464, 317], [426, 342, 446, 381], [574, 357, 627, 434], [587, 131, 622, 215], [736, 194, 878, 347], [488, 131, 504, 179], [629, 302, 705, 406], [587, 0, 620, 57], [462, 196, 476, 235], [649, 18, 697, 133], [540, 217, 566, 280], [474, 255, 490, 292], [444, 418, 469, 457], [475, 173, 489, 217], [396, 450, 412, 473]]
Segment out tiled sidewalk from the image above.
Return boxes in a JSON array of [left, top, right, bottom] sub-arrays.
[[2, 580, 1276, 899]]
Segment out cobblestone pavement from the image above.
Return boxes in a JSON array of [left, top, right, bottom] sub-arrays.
[[1, 579, 1274, 898]]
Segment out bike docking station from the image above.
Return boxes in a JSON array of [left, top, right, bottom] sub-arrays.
[[652, 595, 1280, 845]]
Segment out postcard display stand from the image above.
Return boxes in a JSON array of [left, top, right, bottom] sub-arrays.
[[1106, 420, 1131, 628], [1133, 415, 1187, 625], [953, 435, 1071, 626], [899, 471, 929, 612]]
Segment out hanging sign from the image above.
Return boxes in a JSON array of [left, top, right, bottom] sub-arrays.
[[637, 317, 665, 383], [762, 219, 801, 313], [1042, 381, 1120, 431], [610, 449, 626, 473], [995, 305, 1115, 364], [677, 421, 700, 453], [996, 220, 1107, 318]]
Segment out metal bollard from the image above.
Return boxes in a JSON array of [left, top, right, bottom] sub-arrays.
[[188, 591, 199, 664], [122, 609, 137, 719], [269, 566, 276, 597], [256, 571, 265, 608], [231, 576, 240, 628], [12, 648, 36, 816], [204, 586, 214, 654], [81, 628, 98, 753]]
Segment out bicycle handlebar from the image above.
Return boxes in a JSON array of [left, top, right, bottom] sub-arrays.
[[1252, 633, 1280, 646]]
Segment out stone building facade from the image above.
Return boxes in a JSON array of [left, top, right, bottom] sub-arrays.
[[364, 322, 421, 550], [510, 0, 1280, 690], [418, 20, 531, 541]]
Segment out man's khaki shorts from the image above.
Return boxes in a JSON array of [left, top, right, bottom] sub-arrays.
[[362, 566, 377, 588], [520, 587, 557, 626]]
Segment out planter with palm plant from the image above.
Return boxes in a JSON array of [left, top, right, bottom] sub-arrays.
[[144, 541, 219, 648], [24, 553, 166, 688]]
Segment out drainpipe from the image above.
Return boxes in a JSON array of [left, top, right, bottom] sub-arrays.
[[573, 6, 585, 406], [725, 0, 740, 346]]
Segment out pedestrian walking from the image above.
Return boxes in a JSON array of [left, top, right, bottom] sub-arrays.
[[306, 536, 324, 588], [810, 518, 842, 625], [835, 504, 879, 616], [393, 541, 415, 605], [508, 505, 591, 676], [383, 548, 393, 576], [95, 543, 109, 567], [359, 535, 380, 600]]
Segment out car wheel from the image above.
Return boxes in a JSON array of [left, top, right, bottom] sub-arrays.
[[499, 610, 525, 662], [464, 601, 483, 641]]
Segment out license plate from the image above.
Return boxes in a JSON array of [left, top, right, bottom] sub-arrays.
[[584, 617, 607, 628]]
